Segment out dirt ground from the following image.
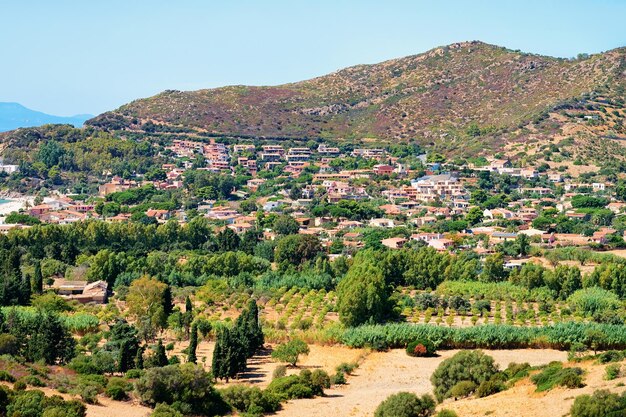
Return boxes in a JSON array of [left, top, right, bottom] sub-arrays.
[[273, 349, 567, 417]]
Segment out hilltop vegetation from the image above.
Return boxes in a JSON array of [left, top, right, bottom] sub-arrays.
[[88, 41, 625, 155]]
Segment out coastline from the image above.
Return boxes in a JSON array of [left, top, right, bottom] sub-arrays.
[[0, 197, 33, 219]]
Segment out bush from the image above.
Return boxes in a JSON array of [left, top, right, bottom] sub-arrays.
[[105, 377, 131, 401], [431, 350, 498, 402], [374, 392, 436, 417], [336, 362, 358, 375], [272, 365, 287, 380], [531, 362, 584, 392], [570, 389, 626, 417], [597, 350, 624, 364], [331, 372, 346, 385], [219, 385, 280, 417], [135, 364, 228, 416], [0, 334, 19, 355], [449, 380, 477, 398], [0, 370, 15, 382], [13, 379, 27, 390], [605, 364, 621, 381], [265, 369, 329, 401], [79, 384, 99, 404], [476, 379, 505, 398], [435, 411, 458, 417], [406, 340, 436, 357], [150, 403, 184, 417], [125, 369, 144, 379], [21, 375, 46, 387], [567, 288, 620, 317]]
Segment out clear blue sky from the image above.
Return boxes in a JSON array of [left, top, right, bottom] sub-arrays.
[[1, 0, 624, 116]]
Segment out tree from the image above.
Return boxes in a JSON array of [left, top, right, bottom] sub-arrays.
[[271, 339, 310, 367], [32, 260, 43, 294], [374, 392, 436, 417], [188, 323, 198, 364], [570, 389, 626, 417], [431, 350, 498, 402], [23, 312, 76, 364], [147, 339, 169, 368], [127, 276, 169, 342], [212, 327, 246, 382], [135, 363, 228, 415], [182, 295, 193, 338], [105, 320, 141, 372], [273, 214, 300, 236], [216, 228, 240, 252], [337, 257, 393, 326], [274, 234, 322, 270], [465, 207, 484, 226], [480, 253, 506, 282], [516, 233, 530, 256]]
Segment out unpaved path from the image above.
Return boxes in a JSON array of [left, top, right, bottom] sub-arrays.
[[274, 349, 567, 417]]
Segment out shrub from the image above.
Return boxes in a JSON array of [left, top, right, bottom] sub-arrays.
[[79, 384, 99, 404], [0, 334, 19, 355], [331, 372, 346, 385], [336, 362, 358, 375], [271, 339, 309, 366], [219, 385, 280, 417], [105, 377, 131, 401], [272, 365, 287, 379], [406, 340, 436, 357], [21, 375, 46, 387], [374, 392, 436, 417], [567, 288, 620, 317], [125, 369, 144, 379], [266, 369, 329, 401], [476, 379, 505, 398], [449, 380, 477, 398], [150, 403, 184, 417], [531, 362, 584, 392], [135, 364, 228, 415], [597, 350, 624, 364], [605, 364, 621, 381], [431, 350, 498, 402], [0, 370, 15, 382], [414, 293, 444, 310], [570, 389, 626, 417], [310, 369, 331, 392], [435, 411, 458, 417], [13, 379, 27, 390]]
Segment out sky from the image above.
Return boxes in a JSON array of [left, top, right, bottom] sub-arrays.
[[1, 0, 625, 116]]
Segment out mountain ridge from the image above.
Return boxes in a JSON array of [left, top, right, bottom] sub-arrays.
[[86, 40, 625, 153]]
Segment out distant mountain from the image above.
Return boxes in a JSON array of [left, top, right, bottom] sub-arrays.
[[0, 102, 92, 132]]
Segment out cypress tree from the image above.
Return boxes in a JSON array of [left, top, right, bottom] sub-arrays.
[[183, 295, 193, 338], [153, 339, 168, 367], [118, 339, 135, 372], [163, 285, 173, 317], [32, 260, 43, 295], [212, 327, 246, 382], [135, 345, 145, 369], [188, 322, 198, 364]]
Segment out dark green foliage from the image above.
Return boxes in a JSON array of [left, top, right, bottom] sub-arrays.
[[135, 363, 228, 416], [0, 333, 18, 355], [146, 339, 169, 368], [449, 380, 477, 398], [475, 378, 505, 398], [211, 326, 246, 382], [68, 351, 116, 375], [105, 320, 141, 372], [337, 255, 393, 327], [219, 385, 280, 417], [150, 404, 183, 417], [431, 350, 498, 402], [187, 323, 198, 364], [435, 411, 458, 417], [570, 389, 626, 417], [105, 377, 132, 401], [274, 234, 323, 270], [265, 369, 330, 401], [0, 370, 15, 382], [531, 362, 584, 391], [374, 392, 436, 417], [605, 364, 621, 380]]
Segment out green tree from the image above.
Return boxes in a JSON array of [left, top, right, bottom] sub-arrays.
[[32, 260, 43, 294], [430, 350, 498, 402], [273, 214, 300, 236], [337, 257, 392, 327], [188, 323, 198, 364], [465, 207, 484, 226], [271, 339, 310, 367], [127, 276, 169, 342]]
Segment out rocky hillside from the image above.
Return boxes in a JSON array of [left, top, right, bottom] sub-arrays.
[[88, 41, 625, 153]]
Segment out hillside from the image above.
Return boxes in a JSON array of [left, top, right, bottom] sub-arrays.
[[87, 41, 625, 154], [0, 102, 92, 132]]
